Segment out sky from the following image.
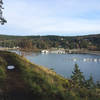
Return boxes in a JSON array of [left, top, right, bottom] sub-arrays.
[[0, 0, 100, 36]]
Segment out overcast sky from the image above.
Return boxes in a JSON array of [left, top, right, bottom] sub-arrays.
[[0, 0, 100, 36]]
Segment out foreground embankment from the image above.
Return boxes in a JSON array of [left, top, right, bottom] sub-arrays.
[[0, 51, 100, 100]]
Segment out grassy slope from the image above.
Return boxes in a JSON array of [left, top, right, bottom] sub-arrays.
[[0, 51, 100, 100]]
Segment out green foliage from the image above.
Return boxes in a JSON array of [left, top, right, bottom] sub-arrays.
[[0, 66, 6, 88], [0, 51, 100, 100], [0, 34, 99, 50], [85, 75, 95, 89], [71, 64, 96, 90], [0, 0, 7, 25], [71, 64, 85, 87], [0, 57, 6, 85], [0, 67, 6, 81], [96, 81, 100, 89]]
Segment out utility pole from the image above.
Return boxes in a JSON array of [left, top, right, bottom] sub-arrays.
[[0, 0, 7, 25]]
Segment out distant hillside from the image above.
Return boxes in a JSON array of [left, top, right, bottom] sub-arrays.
[[0, 51, 100, 100], [0, 34, 100, 51]]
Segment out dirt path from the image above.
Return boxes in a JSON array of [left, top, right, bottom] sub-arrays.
[[1, 67, 35, 100], [5, 68, 27, 92]]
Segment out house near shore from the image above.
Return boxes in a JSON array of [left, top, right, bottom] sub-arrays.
[[13, 46, 19, 49], [50, 50, 66, 54], [41, 50, 49, 54]]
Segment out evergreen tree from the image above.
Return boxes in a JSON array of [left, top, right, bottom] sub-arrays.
[[85, 75, 95, 89], [0, 0, 7, 25], [96, 81, 100, 88], [71, 64, 85, 87]]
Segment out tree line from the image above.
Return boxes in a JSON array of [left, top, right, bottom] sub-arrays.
[[0, 35, 100, 50]]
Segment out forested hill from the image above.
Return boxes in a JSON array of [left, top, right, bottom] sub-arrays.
[[0, 34, 100, 50]]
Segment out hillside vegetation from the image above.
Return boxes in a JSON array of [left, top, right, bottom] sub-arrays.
[[0, 34, 100, 51], [0, 51, 100, 100]]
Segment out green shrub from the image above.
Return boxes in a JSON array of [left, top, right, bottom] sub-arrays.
[[0, 66, 6, 87]]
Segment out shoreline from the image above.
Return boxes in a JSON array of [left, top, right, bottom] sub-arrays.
[[41, 49, 100, 56], [0, 47, 100, 56], [67, 50, 100, 56]]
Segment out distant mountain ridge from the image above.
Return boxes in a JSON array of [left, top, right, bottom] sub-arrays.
[[0, 33, 100, 37]]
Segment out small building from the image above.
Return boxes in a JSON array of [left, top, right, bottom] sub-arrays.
[[50, 50, 66, 54], [41, 50, 49, 54]]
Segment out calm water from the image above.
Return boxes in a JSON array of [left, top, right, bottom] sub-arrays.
[[11, 50, 100, 82], [24, 52, 100, 82]]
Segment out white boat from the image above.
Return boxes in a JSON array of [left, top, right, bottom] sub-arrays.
[[83, 58, 87, 62], [73, 58, 77, 62], [94, 59, 97, 62]]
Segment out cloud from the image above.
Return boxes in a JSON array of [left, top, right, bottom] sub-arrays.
[[0, 0, 100, 36]]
